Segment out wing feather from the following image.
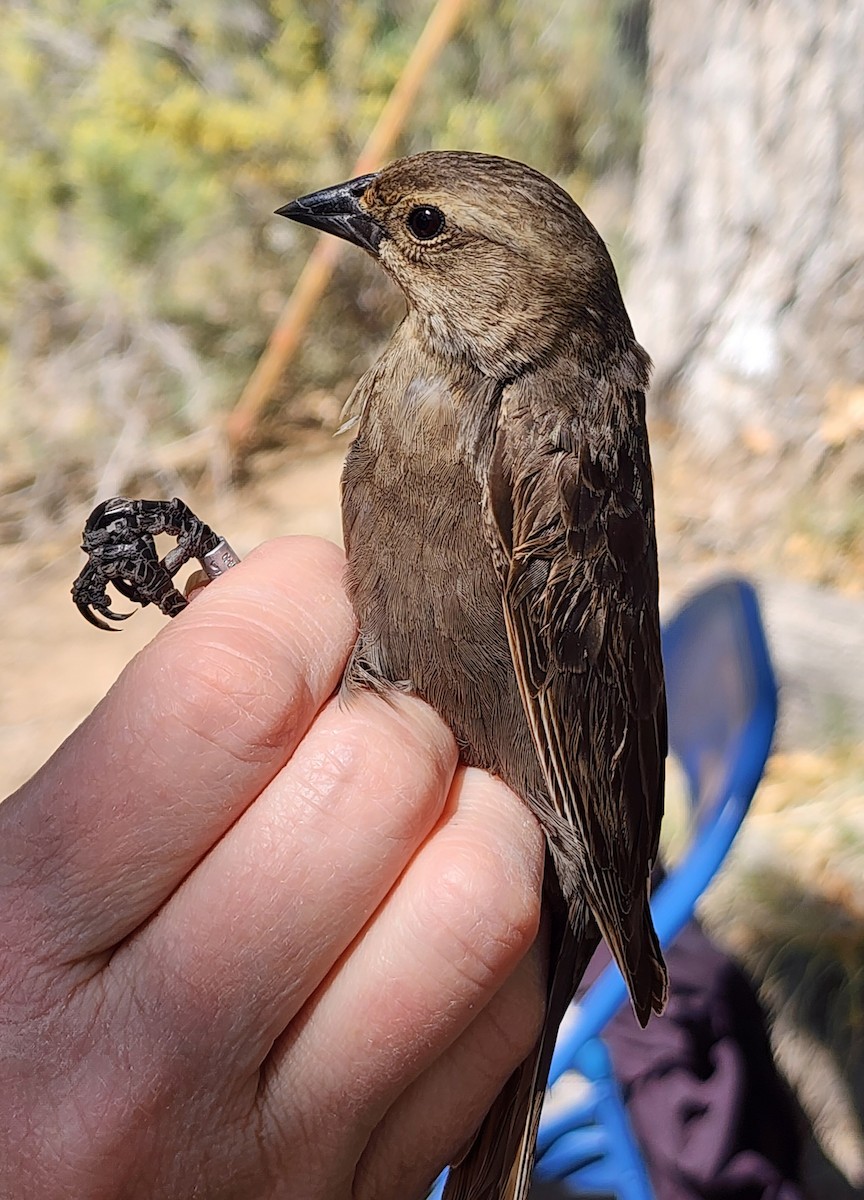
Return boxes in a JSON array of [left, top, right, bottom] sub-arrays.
[[484, 363, 668, 1024]]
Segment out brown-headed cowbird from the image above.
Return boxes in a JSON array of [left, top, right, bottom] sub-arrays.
[[278, 151, 668, 1200]]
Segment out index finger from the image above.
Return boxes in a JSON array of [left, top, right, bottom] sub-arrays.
[[2, 537, 357, 962]]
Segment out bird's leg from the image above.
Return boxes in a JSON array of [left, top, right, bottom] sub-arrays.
[[139, 496, 222, 577], [71, 497, 239, 630]]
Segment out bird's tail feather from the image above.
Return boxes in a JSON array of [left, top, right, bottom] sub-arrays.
[[595, 895, 668, 1029], [441, 892, 599, 1200], [637, 907, 669, 1024]]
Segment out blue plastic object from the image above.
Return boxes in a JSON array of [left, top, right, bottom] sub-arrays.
[[431, 577, 778, 1200]]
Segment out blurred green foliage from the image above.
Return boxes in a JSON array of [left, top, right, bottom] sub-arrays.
[[0, 0, 646, 507]]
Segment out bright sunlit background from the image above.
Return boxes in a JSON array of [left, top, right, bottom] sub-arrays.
[[1, 2, 862, 1195]]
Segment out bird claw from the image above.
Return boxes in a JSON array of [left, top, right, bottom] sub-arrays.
[[75, 591, 134, 631], [71, 496, 225, 629]]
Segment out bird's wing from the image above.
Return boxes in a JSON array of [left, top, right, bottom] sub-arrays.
[[482, 363, 668, 1024]]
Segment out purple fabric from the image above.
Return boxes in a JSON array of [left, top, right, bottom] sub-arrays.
[[586, 922, 806, 1200]]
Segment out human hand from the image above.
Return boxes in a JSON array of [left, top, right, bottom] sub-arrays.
[[1, 537, 545, 1199]]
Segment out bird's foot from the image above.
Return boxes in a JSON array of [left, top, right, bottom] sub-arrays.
[[71, 497, 239, 630]]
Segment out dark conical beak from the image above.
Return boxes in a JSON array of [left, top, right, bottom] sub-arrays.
[[275, 172, 383, 256]]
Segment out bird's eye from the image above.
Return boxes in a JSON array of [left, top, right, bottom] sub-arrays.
[[406, 205, 446, 240]]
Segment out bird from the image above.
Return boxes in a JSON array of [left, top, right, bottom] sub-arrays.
[[277, 150, 668, 1200]]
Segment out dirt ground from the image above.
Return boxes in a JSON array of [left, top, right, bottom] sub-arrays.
[[0, 451, 346, 797]]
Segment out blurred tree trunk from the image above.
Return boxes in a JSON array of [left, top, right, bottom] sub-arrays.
[[627, 0, 864, 450]]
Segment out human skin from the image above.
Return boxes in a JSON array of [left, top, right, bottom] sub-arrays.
[[0, 537, 546, 1199]]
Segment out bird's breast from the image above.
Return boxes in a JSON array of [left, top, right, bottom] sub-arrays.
[[340, 388, 539, 788]]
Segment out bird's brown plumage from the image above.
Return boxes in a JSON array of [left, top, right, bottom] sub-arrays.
[[279, 150, 668, 1200]]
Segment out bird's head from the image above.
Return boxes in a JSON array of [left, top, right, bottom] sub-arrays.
[[278, 151, 635, 380]]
